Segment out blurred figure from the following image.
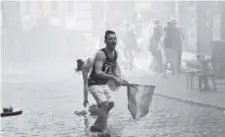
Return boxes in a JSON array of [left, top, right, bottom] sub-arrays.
[[148, 20, 163, 73], [171, 20, 184, 75], [162, 21, 175, 76], [121, 22, 140, 70], [162, 20, 184, 77]]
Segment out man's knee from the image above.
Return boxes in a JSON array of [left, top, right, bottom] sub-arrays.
[[108, 101, 115, 109], [99, 101, 114, 108], [98, 101, 108, 108], [97, 101, 109, 116]]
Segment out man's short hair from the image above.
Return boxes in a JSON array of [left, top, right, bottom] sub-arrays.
[[76, 59, 84, 72], [104, 30, 116, 40]]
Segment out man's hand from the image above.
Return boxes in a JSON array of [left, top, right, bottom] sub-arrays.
[[113, 76, 129, 86], [113, 76, 123, 85], [83, 100, 89, 108], [121, 79, 129, 86]]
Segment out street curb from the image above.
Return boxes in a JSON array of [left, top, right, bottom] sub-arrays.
[[154, 93, 225, 111]]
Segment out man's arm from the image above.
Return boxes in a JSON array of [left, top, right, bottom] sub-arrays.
[[81, 58, 92, 107], [82, 67, 89, 107], [94, 51, 117, 81], [82, 67, 89, 84], [82, 58, 92, 85]]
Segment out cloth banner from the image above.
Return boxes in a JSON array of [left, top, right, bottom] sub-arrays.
[[127, 84, 155, 120]]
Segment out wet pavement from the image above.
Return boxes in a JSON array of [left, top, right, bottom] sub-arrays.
[[1, 72, 225, 137]]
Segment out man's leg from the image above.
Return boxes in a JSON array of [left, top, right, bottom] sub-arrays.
[[155, 50, 163, 73], [104, 85, 114, 114], [150, 49, 158, 72], [107, 102, 114, 113], [90, 101, 108, 132], [91, 96, 114, 133], [162, 49, 168, 77], [156, 50, 163, 73], [89, 86, 109, 133]]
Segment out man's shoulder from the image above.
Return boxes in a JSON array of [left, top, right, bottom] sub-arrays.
[[96, 50, 106, 56], [93, 49, 107, 61]]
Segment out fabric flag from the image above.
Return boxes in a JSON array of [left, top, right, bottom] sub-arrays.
[[127, 84, 155, 120]]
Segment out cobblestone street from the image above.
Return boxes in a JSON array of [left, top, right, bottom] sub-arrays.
[[1, 71, 225, 137]]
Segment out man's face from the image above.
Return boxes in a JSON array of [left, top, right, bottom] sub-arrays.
[[105, 34, 117, 50]]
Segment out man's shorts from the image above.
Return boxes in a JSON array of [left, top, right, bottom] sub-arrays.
[[88, 85, 114, 105]]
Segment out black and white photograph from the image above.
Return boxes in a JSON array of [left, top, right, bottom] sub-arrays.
[[1, 0, 225, 137]]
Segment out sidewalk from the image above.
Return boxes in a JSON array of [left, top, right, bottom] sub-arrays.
[[122, 67, 225, 111]]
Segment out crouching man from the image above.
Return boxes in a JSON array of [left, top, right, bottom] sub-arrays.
[[83, 30, 128, 135]]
